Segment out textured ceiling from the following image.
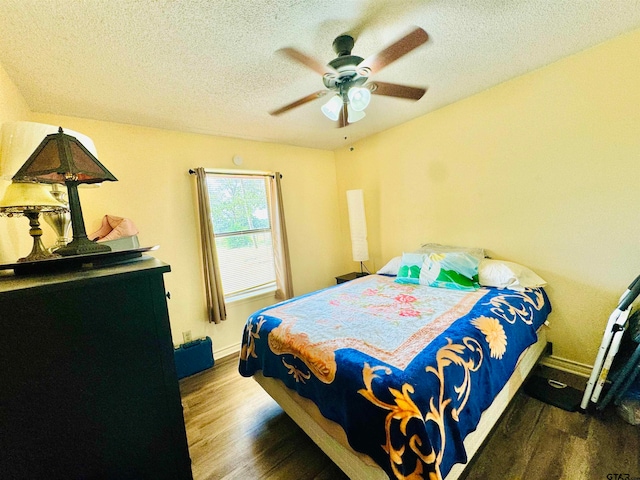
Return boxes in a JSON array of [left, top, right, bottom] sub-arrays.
[[0, 0, 639, 151]]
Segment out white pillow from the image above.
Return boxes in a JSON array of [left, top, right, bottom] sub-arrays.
[[377, 256, 402, 275], [478, 259, 546, 291]]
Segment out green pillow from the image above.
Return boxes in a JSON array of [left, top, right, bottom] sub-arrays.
[[420, 252, 480, 291], [395, 253, 425, 284]]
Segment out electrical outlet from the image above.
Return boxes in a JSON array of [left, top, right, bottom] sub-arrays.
[[182, 330, 192, 344]]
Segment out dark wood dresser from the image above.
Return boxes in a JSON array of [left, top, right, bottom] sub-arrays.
[[0, 257, 192, 480]]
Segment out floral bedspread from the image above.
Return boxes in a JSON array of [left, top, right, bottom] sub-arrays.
[[239, 274, 551, 479]]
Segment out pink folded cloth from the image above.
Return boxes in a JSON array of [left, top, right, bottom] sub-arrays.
[[89, 215, 139, 242]]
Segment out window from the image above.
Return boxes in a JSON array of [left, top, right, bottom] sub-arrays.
[[206, 174, 276, 299]]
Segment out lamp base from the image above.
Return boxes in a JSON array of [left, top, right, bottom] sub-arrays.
[[44, 206, 72, 251], [56, 236, 112, 257], [358, 261, 370, 275], [18, 210, 61, 263]]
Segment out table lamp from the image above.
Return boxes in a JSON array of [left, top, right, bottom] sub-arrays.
[[0, 182, 68, 262], [11, 127, 117, 256], [0, 122, 100, 252]]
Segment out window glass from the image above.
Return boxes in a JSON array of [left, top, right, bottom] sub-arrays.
[[206, 175, 276, 297]]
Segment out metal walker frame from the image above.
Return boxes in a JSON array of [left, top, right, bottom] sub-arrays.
[[580, 275, 640, 411]]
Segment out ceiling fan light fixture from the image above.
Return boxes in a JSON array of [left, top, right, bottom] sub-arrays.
[[321, 95, 343, 121], [347, 87, 371, 112], [347, 104, 366, 123]]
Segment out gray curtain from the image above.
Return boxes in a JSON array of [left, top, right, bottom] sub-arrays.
[[268, 173, 294, 300], [194, 167, 227, 323]]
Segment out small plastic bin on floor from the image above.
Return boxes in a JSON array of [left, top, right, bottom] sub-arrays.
[[174, 336, 214, 379], [524, 375, 583, 412]]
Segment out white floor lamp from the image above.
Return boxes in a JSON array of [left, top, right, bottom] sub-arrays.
[[346, 189, 369, 276]]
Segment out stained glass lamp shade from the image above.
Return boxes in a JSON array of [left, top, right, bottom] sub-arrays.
[[12, 127, 117, 256]]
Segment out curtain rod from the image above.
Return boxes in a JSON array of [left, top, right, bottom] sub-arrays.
[[188, 169, 282, 179]]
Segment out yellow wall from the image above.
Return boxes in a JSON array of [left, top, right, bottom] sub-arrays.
[[335, 28, 640, 367], [3, 28, 640, 367], [3, 107, 343, 356], [0, 63, 33, 258], [0, 64, 29, 123]]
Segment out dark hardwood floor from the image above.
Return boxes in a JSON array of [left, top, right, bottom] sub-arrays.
[[179, 355, 640, 480]]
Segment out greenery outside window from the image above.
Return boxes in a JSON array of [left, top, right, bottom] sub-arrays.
[[206, 174, 276, 299]]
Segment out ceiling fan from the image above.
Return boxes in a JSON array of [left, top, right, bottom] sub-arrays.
[[269, 27, 429, 128]]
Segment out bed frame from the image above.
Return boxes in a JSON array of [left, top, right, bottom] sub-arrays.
[[254, 327, 549, 480]]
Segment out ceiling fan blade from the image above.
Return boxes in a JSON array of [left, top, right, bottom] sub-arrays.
[[368, 81, 426, 101], [279, 48, 335, 76], [358, 27, 428, 75], [269, 90, 329, 116]]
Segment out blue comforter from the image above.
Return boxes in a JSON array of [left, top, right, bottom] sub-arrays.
[[239, 275, 551, 479]]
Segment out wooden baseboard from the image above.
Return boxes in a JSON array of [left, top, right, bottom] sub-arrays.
[[215, 343, 241, 361], [539, 354, 593, 378]]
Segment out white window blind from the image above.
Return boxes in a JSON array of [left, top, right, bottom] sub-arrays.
[[206, 174, 276, 298]]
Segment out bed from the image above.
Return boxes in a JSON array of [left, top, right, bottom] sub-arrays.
[[239, 273, 551, 479]]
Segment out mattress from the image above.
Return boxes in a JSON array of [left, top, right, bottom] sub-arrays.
[[254, 327, 548, 480], [239, 274, 552, 479]]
